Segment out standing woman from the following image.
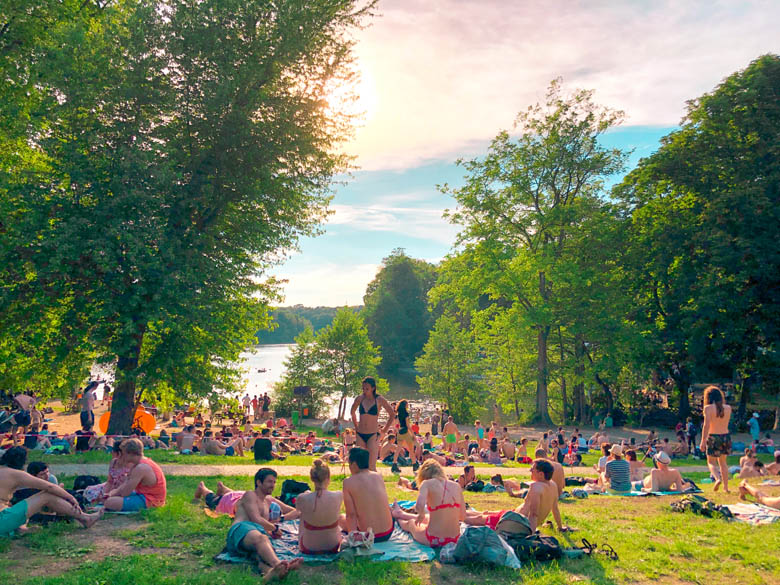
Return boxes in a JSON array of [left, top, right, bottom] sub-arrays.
[[700, 386, 732, 493], [350, 377, 395, 471], [394, 400, 419, 473]]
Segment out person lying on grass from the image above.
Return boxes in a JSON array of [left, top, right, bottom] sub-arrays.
[[343, 447, 394, 542], [391, 459, 464, 548], [226, 468, 302, 581], [738, 480, 780, 510], [104, 438, 166, 511], [464, 459, 569, 533], [637, 452, 684, 492], [491, 474, 526, 497], [193, 480, 245, 517], [296, 459, 345, 554], [0, 446, 103, 536]]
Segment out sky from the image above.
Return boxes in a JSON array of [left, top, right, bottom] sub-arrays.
[[272, 0, 780, 307]]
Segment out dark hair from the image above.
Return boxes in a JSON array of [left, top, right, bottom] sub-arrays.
[[626, 449, 637, 462], [755, 460, 764, 469], [490, 437, 499, 452], [463, 465, 474, 474], [27, 461, 48, 476], [491, 474, 504, 485], [261, 428, 270, 436], [112, 442, 123, 454], [704, 386, 725, 418], [254, 468, 277, 488], [349, 447, 370, 470], [1, 446, 28, 469], [397, 400, 409, 417], [533, 459, 554, 481], [362, 377, 377, 397], [204, 430, 213, 437]]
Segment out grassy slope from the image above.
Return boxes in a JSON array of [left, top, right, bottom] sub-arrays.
[[1, 473, 778, 585]]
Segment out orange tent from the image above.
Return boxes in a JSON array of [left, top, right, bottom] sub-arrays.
[[99, 408, 156, 435]]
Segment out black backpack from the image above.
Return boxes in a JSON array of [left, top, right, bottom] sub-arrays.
[[280, 479, 310, 505], [503, 533, 563, 562], [73, 475, 101, 491], [465, 479, 485, 492]]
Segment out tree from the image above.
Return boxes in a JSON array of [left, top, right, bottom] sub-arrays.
[[362, 249, 437, 372], [256, 308, 313, 345], [273, 326, 328, 417], [439, 80, 628, 424], [615, 54, 780, 419], [0, 0, 377, 433], [416, 314, 486, 422], [315, 308, 385, 420]]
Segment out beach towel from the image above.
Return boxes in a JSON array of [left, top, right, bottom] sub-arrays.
[[760, 480, 780, 487], [590, 488, 702, 497], [724, 503, 780, 526], [214, 520, 435, 565]]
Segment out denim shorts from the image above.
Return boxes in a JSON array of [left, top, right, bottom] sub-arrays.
[[123, 492, 148, 512]]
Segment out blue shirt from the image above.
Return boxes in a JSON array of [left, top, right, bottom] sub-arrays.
[[747, 418, 760, 439]]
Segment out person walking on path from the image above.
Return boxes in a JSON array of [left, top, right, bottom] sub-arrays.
[[700, 386, 732, 493]]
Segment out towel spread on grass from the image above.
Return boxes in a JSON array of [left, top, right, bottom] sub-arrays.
[[725, 503, 780, 526], [214, 520, 435, 565], [588, 488, 702, 497], [760, 479, 780, 487]]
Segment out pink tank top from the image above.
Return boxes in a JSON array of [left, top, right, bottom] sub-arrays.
[[136, 457, 167, 508], [215, 491, 244, 516]]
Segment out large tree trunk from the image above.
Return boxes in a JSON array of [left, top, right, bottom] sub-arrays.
[[532, 324, 552, 424], [736, 377, 750, 423], [574, 335, 585, 423], [670, 366, 691, 420], [558, 327, 567, 425], [594, 373, 614, 414], [107, 330, 145, 436]]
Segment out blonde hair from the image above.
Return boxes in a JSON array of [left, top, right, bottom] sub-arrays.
[[310, 459, 330, 485], [416, 458, 446, 485]]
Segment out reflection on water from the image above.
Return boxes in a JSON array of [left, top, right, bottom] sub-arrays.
[[239, 345, 432, 417]]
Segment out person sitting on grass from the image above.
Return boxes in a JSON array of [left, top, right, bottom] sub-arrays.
[[104, 438, 167, 511], [671, 432, 689, 457], [739, 448, 756, 472], [482, 437, 504, 465], [253, 428, 284, 462], [70, 422, 97, 452], [83, 442, 135, 504], [501, 437, 516, 460], [767, 451, 780, 475], [391, 459, 464, 548], [534, 448, 565, 498], [739, 480, 780, 510], [296, 459, 344, 555], [456, 465, 476, 490], [0, 446, 103, 536], [202, 430, 245, 457], [226, 468, 303, 581], [176, 425, 198, 453], [464, 459, 568, 532], [600, 444, 631, 493], [739, 460, 766, 479], [342, 447, 394, 542], [626, 449, 646, 482], [638, 452, 684, 492]]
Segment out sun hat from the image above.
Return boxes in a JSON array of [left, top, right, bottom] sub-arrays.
[[655, 451, 671, 465], [609, 444, 623, 456]]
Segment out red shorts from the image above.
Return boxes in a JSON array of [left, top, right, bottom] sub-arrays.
[[485, 510, 508, 531]]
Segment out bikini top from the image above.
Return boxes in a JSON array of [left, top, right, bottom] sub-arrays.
[[358, 398, 378, 416], [427, 479, 461, 512]]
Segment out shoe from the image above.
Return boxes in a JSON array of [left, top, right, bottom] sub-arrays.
[[412, 462, 420, 472], [391, 463, 401, 473]]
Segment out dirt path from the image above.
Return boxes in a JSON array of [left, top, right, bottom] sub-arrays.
[[47, 462, 711, 478]]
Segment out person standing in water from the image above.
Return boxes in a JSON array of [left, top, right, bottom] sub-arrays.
[[700, 386, 732, 493], [350, 377, 395, 471]]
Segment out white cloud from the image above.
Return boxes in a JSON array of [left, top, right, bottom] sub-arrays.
[[275, 262, 380, 306], [327, 203, 460, 245], [341, 0, 780, 170]]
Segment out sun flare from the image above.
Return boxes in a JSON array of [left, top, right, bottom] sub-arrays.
[[324, 62, 378, 125]]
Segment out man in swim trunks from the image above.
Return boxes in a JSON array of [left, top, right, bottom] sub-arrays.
[[442, 417, 459, 453], [465, 459, 567, 532], [343, 447, 394, 542], [1, 447, 103, 536], [226, 468, 302, 580], [104, 438, 167, 511]]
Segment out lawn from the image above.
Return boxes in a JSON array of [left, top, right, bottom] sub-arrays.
[[1, 472, 778, 585]]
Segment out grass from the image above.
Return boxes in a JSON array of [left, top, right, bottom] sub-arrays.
[[1, 471, 779, 585]]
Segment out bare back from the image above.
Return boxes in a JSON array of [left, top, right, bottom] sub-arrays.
[[343, 470, 392, 534], [703, 403, 731, 435], [516, 480, 557, 532]]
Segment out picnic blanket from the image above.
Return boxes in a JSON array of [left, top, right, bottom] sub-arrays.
[[760, 479, 780, 487], [725, 503, 780, 526], [214, 520, 436, 565], [588, 488, 702, 497]]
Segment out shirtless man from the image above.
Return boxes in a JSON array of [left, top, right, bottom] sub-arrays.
[[465, 459, 567, 532], [456, 465, 476, 490], [0, 447, 102, 536], [225, 468, 302, 581], [535, 448, 565, 497], [738, 480, 780, 510], [342, 447, 394, 542], [442, 417, 459, 453], [501, 438, 516, 460], [767, 451, 780, 475], [640, 452, 684, 492], [202, 430, 244, 457], [104, 438, 167, 511]]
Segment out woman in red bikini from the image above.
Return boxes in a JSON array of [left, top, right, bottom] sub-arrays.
[[295, 459, 344, 554], [391, 459, 464, 548]]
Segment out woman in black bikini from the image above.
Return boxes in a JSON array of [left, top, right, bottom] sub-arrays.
[[350, 377, 395, 471]]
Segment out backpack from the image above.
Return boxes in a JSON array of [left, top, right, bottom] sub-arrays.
[[465, 480, 485, 492], [565, 476, 588, 487], [452, 526, 521, 568], [503, 533, 563, 562], [73, 475, 101, 491], [280, 479, 310, 505], [495, 510, 533, 537]]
